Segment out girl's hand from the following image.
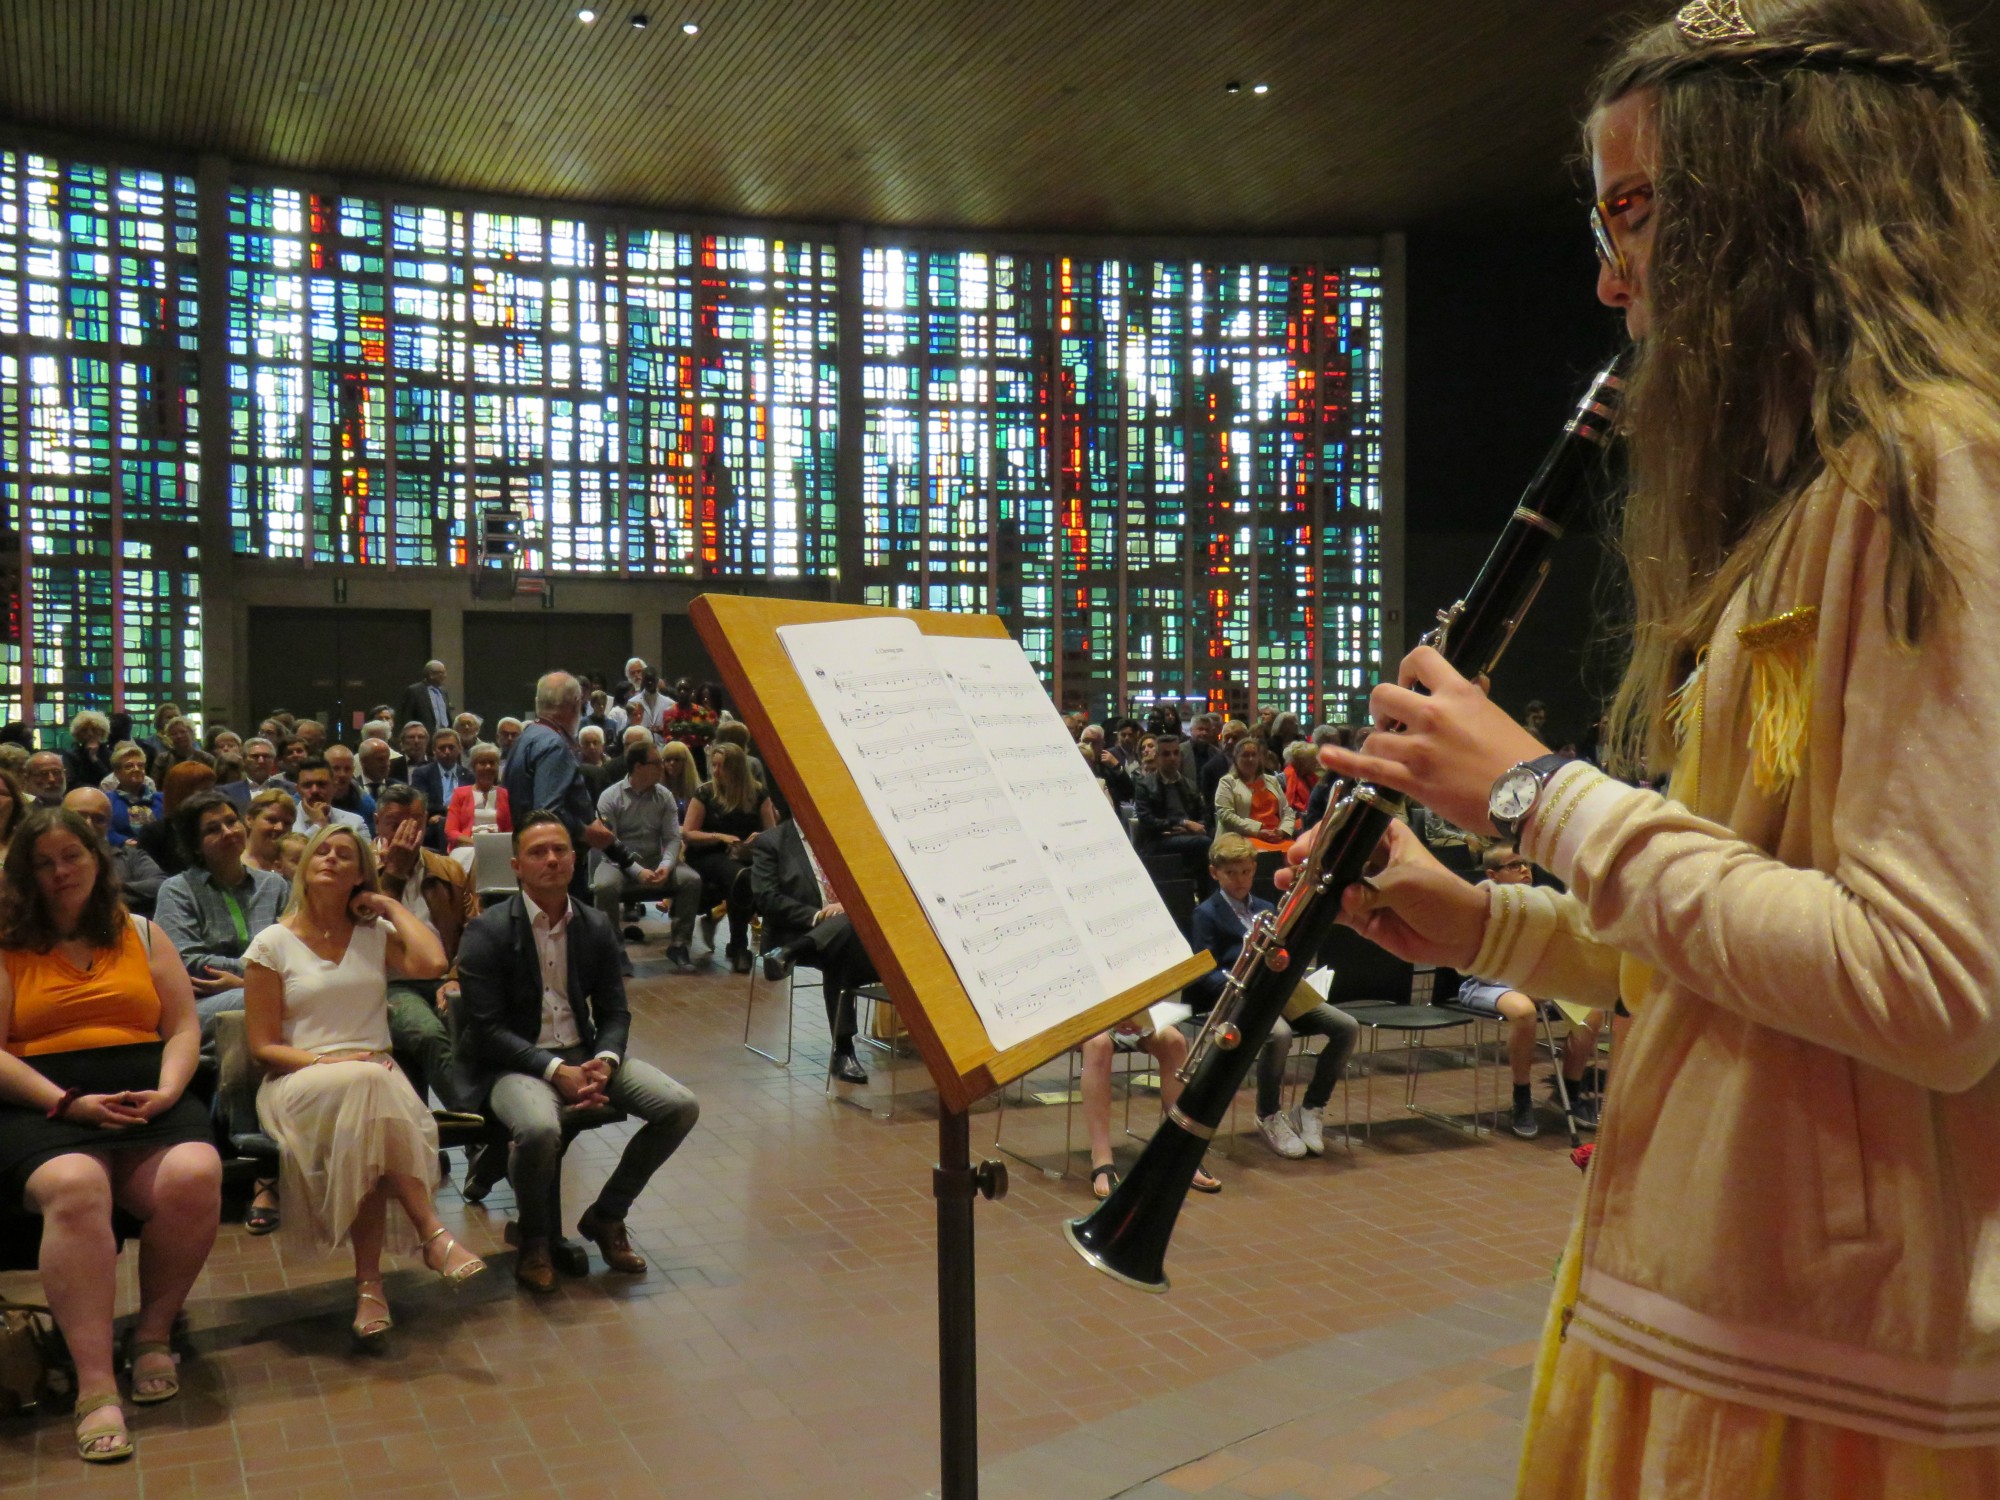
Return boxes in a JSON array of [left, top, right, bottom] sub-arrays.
[[1316, 645, 1548, 835], [1335, 820, 1489, 970]]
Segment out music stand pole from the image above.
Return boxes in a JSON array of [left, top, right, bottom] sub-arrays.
[[934, 1104, 1006, 1499]]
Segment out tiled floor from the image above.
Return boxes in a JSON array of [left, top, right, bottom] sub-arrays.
[[1, 923, 1587, 1499]]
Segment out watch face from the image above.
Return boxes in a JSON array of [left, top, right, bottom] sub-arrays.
[[1492, 767, 1540, 822]]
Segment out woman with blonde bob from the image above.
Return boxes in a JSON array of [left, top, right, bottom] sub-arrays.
[[244, 823, 484, 1349], [1312, 0, 2000, 1490]]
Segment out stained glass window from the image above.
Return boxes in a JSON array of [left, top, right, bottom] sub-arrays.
[[0, 151, 202, 741], [859, 246, 1384, 725], [227, 192, 838, 579]]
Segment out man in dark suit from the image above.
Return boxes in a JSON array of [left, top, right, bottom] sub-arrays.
[[749, 818, 876, 1084], [1133, 735, 1212, 885], [409, 728, 468, 850], [396, 660, 453, 738], [453, 812, 700, 1293]]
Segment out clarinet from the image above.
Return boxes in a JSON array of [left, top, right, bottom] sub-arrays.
[[1066, 353, 1628, 1292]]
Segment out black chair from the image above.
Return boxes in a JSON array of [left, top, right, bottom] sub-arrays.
[[1318, 926, 1493, 1138], [1152, 876, 1197, 938]]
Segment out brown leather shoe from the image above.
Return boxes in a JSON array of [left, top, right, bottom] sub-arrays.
[[513, 1237, 557, 1294], [577, 1205, 647, 1275]]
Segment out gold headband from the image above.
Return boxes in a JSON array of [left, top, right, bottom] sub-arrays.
[[1675, 0, 1756, 42]]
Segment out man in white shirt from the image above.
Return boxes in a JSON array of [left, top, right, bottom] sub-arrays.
[[452, 812, 700, 1293], [594, 741, 704, 970], [291, 759, 368, 835]]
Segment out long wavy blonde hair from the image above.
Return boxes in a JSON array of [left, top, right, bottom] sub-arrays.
[[1595, 0, 2000, 774]]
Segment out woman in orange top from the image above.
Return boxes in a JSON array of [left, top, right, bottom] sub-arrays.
[[1213, 736, 1296, 853], [0, 808, 221, 1464]]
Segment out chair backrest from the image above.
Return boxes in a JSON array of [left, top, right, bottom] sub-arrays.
[[1153, 876, 1196, 937], [212, 1009, 262, 1138], [472, 830, 518, 897], [1316, 924, 1414, 1007]]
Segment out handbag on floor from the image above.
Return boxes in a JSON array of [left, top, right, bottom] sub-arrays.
[[0, 1294, 73, 1417]]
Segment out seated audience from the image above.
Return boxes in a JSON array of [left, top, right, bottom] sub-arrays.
[[1187, 835, 1356, 1159], [244, 824, 484, 1348], [409, 729, 467, 848], [149, 718, 214, 786], [0, 807, 221, 1463], [106, 743, 163, 846], [0, 744, 27, 779], [291, 759, 368, 836], [25, 751, 67, 809], [205, 727, 242, 768], [662, 678, 716, 764], [493, 717, 523, 764], [682, 743, 777, 970], [398, 721, 431, 774], [445, 742, 512, 870], [1079, 725, 1133, 802], [372, 786, 478, 1109], [1183, 713, 1225, 783], [294, 719, 327, 759], [596, 741, 704, 971], [154, 792, 290, 1039], [0, 766, 22, 862], [62, 713, 114, 791], [453, 813, 700, 1292], [1132, 736, 1211, 884], [625, 671, 670, 742], [1214, 736, 1296, 852], [243, 788, 298, 875], [275, 736, 308, 780], [135, 705, 181, 762], [272, 834, 307, 885], [1282, 741, 1320, 821], [1107, 719, 1143, 768], [577, 724, 615, 800], [65, 790, 165, 917], [355, 735, 395, 804], [749, 817, 875, 1083], [451, 711, 483, 748], [136, 763, 219, 877], [585, 689, 624, 737], [658, 740, 700, 818], [1201, 720, 1248, 806], [1453, 844, 1606, 1137], [1079, 1018, 1219, 1198], [620, 657, 650, 706], [324, 744, 376, 833]]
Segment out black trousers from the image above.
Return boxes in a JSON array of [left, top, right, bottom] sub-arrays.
[[786, 913, 876, 1051]]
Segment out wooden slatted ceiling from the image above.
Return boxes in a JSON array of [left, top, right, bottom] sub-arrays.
[[1, 0, 1995, 233]]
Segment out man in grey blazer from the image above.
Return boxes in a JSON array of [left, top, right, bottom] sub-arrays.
[[453, 812, 700, 1293]]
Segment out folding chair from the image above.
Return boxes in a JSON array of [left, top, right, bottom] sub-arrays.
[[1318, 926, 1491, 1139], [471, 830, 518, 900]]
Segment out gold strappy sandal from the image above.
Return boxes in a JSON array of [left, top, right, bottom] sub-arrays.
[[352, 1279, 393, 1351], [420, 1226, 487, 1288]]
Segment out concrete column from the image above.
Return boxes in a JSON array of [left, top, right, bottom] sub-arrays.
[[431, 605, 463, 686]]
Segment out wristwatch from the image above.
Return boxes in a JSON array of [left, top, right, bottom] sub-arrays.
[[1487, 753, 1574, 843]]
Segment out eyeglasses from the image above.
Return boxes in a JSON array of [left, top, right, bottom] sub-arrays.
[[1590, 184, 1654, 279], [1491, 858, 1530, 873]]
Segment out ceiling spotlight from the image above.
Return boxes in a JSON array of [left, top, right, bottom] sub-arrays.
[[682, 20, 699, 33], [629, 11, 648, 26], [577, 7, 596, 20], [1224, 80, 1242, 94], [1252, 82, 1270, 94]]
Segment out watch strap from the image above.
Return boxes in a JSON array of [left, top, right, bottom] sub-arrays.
[[1492, 753, 1574, 842]]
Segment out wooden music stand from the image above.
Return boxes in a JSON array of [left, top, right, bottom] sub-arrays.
[[692, 592, 1211, 1500]]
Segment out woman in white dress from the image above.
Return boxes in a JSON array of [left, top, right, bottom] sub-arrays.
[[243, 823, 485, 1348]]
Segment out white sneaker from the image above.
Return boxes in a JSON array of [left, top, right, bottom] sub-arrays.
[[1293, 1105, 1326, 1156], [1257, 1110, 1308, 1160]]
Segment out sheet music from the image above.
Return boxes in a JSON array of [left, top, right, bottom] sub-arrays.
[[777, 617, 1191, 1052]]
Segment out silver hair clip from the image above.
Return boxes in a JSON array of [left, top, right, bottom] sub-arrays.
[[1674, 0, 1756, 42]]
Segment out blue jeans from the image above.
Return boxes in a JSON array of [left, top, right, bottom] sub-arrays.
[[486, 1053, 699, 1241]]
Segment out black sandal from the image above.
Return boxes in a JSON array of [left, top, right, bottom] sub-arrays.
[[1090, 1163, 1120, 1200], [245, 1178, 280, 1235]]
